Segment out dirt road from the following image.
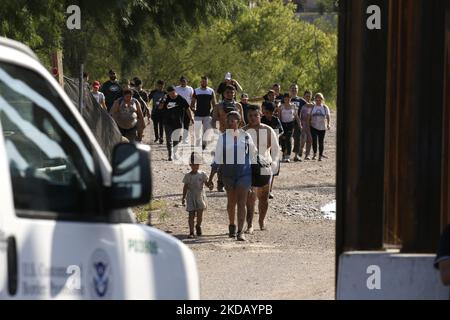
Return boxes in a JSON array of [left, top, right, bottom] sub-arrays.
[[139, 112, 336, 299]]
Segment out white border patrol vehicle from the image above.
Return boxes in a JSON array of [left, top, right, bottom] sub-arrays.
[[0, 37, 199, 299]]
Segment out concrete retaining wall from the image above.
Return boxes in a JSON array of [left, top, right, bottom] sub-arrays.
[[337, 252, 449, 300]]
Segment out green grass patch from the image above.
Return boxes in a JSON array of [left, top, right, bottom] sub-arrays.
[[134, 199, 170, 224], [145, 199, 167, 211]]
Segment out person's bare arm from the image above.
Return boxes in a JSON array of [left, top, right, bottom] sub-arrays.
[[274, 105, 281, 117], [308, 108, 313, 128], [135, 101, 145, 140], [186, 107, 194, 124], [439, 259, 450, 285], [326, 106, 331, 130], [190, 95, 197, 112], [211, 91, 218, 109], [232, 79, 243, 92], [295, 111, 301, 129], [211, 103, 220, 129], [267, 126, 281, 163], [208, 167, 217, 187], [237, 103, 245, 127]]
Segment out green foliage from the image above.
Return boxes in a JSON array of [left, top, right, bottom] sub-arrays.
[[1, 0, 337, 101], [134, 199, 169, 224], [316, 0, 339, 14], [131, 0, 337, 101], [0, 0, 65, 63]]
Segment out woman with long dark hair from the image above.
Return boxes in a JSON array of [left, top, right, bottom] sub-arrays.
[[208, 111, 257, 241]]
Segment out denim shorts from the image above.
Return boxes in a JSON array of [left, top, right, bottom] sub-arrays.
[[222, 175, 252, 191]]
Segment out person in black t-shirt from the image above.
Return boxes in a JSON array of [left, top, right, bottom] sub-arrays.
[[100, 69, 122, 112], [291, 86, 311, 162], [434, 225, 450, 285], [132, 77, 150, 118], [261, 101, 283, 199], [161, 86, 193, 161], [191, 76, 217, 148], [149, 80, 167, 144]]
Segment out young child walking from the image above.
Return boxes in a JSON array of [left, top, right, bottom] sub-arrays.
[[182, 154, 212, 239]]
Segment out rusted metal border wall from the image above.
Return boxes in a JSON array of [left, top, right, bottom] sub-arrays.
[[440, 2, 450, 232], [337, 0, 449, 281], [336, 0, 388, 266], [383, 0, 445, 253]]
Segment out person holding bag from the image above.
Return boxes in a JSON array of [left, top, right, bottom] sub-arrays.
[[208, 111, 256, 241], [244, 105, 281, 233]]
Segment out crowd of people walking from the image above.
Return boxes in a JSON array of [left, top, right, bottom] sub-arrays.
[[89, 70, 332, 241]]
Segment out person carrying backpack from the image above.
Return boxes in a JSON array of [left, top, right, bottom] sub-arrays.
[[244, 105, 280, 232]]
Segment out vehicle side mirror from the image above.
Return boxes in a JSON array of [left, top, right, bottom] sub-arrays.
[[108, 143, 152, 209]]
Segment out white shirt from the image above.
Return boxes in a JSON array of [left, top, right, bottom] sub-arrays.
[[175, 85, 194, 106], [310, 105, 330, 131], [245, 125, 281, 173], [280, 104, 297, 123], [92, 91, 105, 105], [213, 130, 257, 165]]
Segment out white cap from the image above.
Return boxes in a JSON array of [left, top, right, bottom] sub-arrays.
[[225, 72, 232, 80]]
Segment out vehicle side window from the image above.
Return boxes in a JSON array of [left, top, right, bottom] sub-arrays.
[[0, 62, 100, 217]]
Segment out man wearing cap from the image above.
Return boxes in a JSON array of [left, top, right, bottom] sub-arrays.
[[161, 86, 194, 161], [176, 76, 194, 142], [217, 72, 243, 101], [132, 77, 150, 118], [91, 81, 107, 110], [100, 69, 122, 112]]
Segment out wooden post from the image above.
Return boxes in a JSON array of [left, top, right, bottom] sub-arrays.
[[50, 50, 64, 87]]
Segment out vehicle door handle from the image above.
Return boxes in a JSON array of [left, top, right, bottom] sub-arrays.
[[7, 236, 17, 296]]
